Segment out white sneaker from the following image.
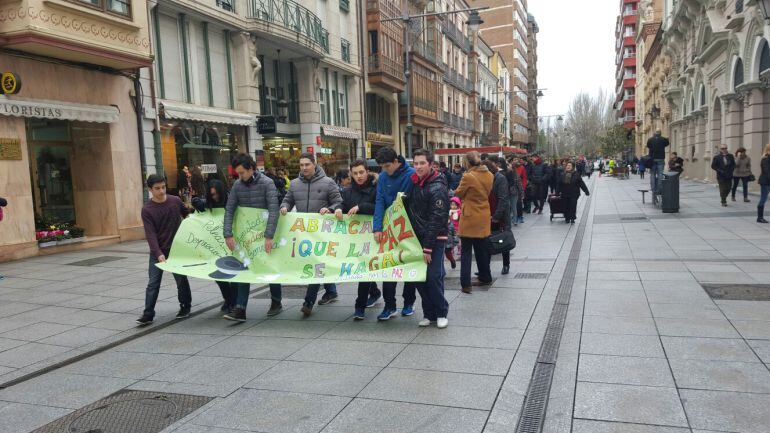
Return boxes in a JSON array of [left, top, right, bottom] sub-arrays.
[[418, 318, 431, 327], [437, 318, 448, 329]]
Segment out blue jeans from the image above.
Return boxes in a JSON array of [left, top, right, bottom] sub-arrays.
[[382, 281, 417, 310], [759, 184, 769, 207], [143, 255, 191, 319], [650, 159, 665, 193], [509, 194, 519, 226], [235, 283, 282, 309], [303, 283, 338, 306], [415, 241, 449, 320]]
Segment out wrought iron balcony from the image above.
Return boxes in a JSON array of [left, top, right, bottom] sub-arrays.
[[366, 117, 393, 135], [441, 21, 471, 53], [410, 39, 437, 64], [247, 0, 330, 53]]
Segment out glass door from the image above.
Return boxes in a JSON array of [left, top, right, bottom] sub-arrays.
[[29, 144, 75, 224]]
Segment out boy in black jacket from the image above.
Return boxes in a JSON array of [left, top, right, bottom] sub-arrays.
[[406, 149, 450, 329], [338, 159, 382, 319]]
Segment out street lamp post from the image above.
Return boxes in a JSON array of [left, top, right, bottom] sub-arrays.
[[384, 8, 485, 158]]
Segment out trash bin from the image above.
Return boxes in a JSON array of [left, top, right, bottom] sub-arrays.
[[660, 171, 680, 213]]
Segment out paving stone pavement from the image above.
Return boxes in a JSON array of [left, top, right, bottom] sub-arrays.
[[0, 173, 769, 433]]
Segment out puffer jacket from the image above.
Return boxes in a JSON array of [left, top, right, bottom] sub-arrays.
[[281, 166, 342, 213], [759, 155, 770, 186], [530, 161, 551, 185], [490, 170, 510, 225], [405, 170, 450, 253], [224, 172, 279, 238], [342, 174, 377, 215], [734, 155, 752, 178], [373, 155, 415, 232]]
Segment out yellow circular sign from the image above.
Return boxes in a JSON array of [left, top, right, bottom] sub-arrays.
[[1, 72, 21, 95]]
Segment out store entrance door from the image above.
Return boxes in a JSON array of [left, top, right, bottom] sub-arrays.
[[27, 121, 76, 224]]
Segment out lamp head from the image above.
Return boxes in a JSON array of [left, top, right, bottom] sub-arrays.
[[466, 10, 484, 32]]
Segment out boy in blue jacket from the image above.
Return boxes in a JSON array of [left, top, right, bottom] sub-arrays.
[[373, 148, 416, 321]]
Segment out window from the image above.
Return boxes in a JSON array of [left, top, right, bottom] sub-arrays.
[[215, 0, 233, 11], [74, 0, 131, 17], [760, 40, 770, 75], [341, 39, 351, 63], [340, 0, 349, 12], [699, 85, 706, 107], [734, 58, 744, 89]]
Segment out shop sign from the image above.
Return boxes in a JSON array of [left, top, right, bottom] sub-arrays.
[[0, 72, 21, 95], [0, 138, 22, 160], [317, 147, 333, 155], [257, 116, 276, 134], [365, 141, 372, 158], [201, 164, 217, 174]]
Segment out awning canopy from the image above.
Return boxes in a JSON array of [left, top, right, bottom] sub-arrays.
[[434, 146, 528, 156], [160, 100, 254, 126], [0, 96, 120, 123], [322, 125, 361, 139]]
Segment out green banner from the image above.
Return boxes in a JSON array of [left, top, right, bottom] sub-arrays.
[[156, 195, 427, 284]]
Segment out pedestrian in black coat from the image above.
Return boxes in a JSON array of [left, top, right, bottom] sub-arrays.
[[339, 160, 382, 318], [529, 157, 551, 214], [556, 162, 590, 224], [711, 144, 736, 206]]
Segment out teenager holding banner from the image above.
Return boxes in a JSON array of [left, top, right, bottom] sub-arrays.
[[339, 159, 382, 320], [136, 175, 192, 325], [223, 154, 283, 322], [373, 148, 417, 321], [406, 149, 450, 328], [281, 153, 344, 317]]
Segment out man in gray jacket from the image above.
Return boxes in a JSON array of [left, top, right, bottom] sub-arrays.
[[223, 154, 282, 322], [280, 153, 343, 316]]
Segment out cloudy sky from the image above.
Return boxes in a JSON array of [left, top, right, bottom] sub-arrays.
[[527, 0, 618, 117]]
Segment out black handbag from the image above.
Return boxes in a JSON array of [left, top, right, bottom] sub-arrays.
[[485, 230, 516, 255], [748, 174, 756, 182]]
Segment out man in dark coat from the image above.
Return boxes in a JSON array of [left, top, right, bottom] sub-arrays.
[[647, 131, 670, 194], [556, 162, 590, 224], [711, 144, 736, 207], [529, 156, 551, 214], [405, 149, 450, 329], [340, 159, 382, 319], [486, 157, 511, 275]]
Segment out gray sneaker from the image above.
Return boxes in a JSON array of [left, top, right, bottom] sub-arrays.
[[267, 301, 283, 316]]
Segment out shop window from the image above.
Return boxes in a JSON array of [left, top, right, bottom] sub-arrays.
[[320, 87, 328, 125]]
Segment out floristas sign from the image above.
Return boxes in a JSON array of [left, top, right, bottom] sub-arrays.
[[157, 195, 427, 284]]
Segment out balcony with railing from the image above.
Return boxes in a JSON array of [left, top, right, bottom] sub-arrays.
[[368, 53, 405, 92], [410, 38, 438, 65], [366, 0, 400, 19], [0, 0, 153, 69], [247, 0, 330, 55], [366, 116, 393, 135], [441, 21, 471, 53], [443, 69, 473, 93]]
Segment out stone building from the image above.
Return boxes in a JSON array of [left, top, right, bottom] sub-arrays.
[[655, 0, 770, 183], [614, 0, 640, 132], [526, 13, 539, 150], [0, 0, 153, 261]]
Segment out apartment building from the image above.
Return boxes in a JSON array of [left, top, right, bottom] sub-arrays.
[[614, 0, 640, 130]]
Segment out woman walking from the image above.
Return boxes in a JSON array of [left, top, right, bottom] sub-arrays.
[[191, 180, 237, 312], [455, 151, 494, 294], [758, 144, 770, 223], [556, 162, 590, 224], [732, 147, 753, 203]]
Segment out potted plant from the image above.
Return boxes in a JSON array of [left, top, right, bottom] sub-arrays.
[[36, 231, 57, 248], [69, 226, 85, 241]]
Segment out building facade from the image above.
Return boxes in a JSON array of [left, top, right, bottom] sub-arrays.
[[648, 0, 770, 184], [474, 0, 535, 148], [492, 53, 512, 146], [526, 13, 539, 150], [615, 0, 640, 131], [636, 0, 671, 156], [0, 0, 153, 261]]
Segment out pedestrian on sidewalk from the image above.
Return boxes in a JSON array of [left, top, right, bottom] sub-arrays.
[[136, 175, 192, 326], [281, 153, 343, 317], [512, 157, 527, 224], [529, 156, 551, 214], [669, 152, 684, 174], [732, 147, 753, 203], [486, 156, 511, 275], [711, 144, 736, 207], [557, 162, 590, 224], [647, 131, 670, 194], [192, 179, 236, 313], [505, 157, 524, 227], [405, 149, 450, 329], [638, 158, 646, 179], [372, 147, 417, 321], [455, 151, 494, 294], [223, 154, 283, 322], [340, 159, 382, 320], [757, 144, 770, 223]]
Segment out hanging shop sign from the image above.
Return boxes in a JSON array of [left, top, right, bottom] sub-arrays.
[[0, 138, 22, 160], [257, 116, 277, 134], [0, 72, 21, 95], [200, 164, 217, 174]]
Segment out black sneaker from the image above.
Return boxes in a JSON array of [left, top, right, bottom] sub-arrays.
[[224, 307, 246, 322], [175, 308, 191, 319], [301, 303, 313, 317], [220, 302, 232, 313], [267, 301, 283, 316], [136, 315, 154, 326], [318, 293, 338, 305]]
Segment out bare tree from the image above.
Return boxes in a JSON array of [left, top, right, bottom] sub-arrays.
[[562, 90, 614, 155]]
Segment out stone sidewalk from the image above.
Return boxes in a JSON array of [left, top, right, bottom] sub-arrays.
[[543, 174, 770, 433], [0, 184, 582, 433]]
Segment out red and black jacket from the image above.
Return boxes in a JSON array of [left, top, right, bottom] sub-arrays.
[[405, 170, 450, 254]]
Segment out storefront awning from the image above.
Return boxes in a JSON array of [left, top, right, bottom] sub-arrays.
[[160, 100, 254, 126], [0, 96, 120, 123], [434, 146, 528, 156], [322, 125, 361, 140]]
